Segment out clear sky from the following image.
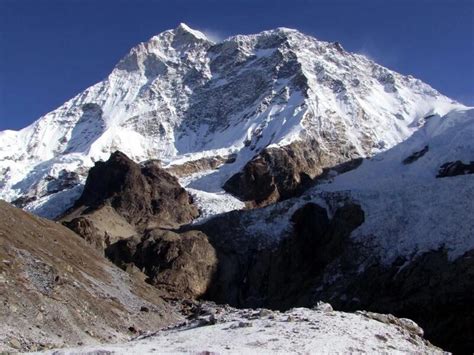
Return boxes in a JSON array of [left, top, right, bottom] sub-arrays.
[[0, 0, 473, 130]]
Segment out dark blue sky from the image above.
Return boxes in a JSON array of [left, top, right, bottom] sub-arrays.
[[1, 0, 473, 130]]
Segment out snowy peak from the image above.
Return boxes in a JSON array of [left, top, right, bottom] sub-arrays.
[[115, 23, 211, 73], [0, 24, 464, 217], [174, 22, 209, 41]]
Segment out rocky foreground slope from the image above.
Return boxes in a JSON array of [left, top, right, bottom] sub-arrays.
[[0, 200, 179, 352]]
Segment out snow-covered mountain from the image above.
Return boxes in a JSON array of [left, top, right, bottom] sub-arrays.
[[0, 23, 462, 217]]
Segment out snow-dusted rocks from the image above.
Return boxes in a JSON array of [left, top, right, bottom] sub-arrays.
[[38, 302, 444, 354], [0, 23, 462, 217], [316, 107, 474, 263]]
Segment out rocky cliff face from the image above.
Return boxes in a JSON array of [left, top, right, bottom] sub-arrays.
[[0, 23, 461, 219]]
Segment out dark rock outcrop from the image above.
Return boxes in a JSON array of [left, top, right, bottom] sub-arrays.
[[11, 195, 37, 209], [223, 141, 321, 206], [62, 151, 199, 251], [402, 145, 429, 164], [436, 160, 474, 178], [223, 140, 362, 207], [73, 151, 198, 228]]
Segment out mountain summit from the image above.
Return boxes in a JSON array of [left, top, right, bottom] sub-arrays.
[[0, 23, 462, 217]]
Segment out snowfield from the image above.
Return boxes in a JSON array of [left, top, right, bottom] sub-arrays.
[[37, 303, 443, 355]]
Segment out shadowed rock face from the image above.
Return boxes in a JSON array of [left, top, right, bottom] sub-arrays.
[[436, 160, 474, 178], [106, 229, 217, 299], [102, 200, 364, 306], [198, 202, 365, 309]]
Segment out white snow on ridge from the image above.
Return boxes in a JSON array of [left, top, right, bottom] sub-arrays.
[[0, 23, 464, 218]]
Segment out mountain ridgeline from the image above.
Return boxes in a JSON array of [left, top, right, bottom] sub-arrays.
[[0, 23, 461, 216]]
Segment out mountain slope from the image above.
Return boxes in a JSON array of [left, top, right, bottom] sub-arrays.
[[0, 23, 462, 218], [0, 200, 179, 352]]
